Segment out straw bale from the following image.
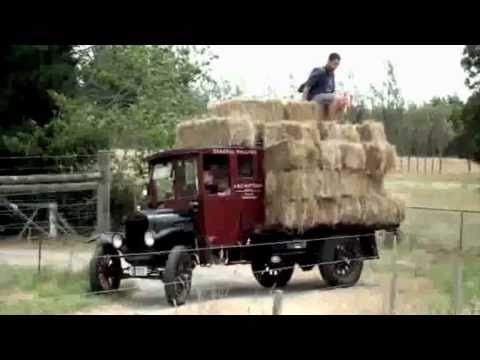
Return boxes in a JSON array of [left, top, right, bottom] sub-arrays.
[[174, 116, 255, 149], [317, 140, 342, 170], [339, 171, 371, 197], [315, 199, 340, 226], [283, 101, 320, 121], [339, 142, 366, 171], [363, 142, 389, 176], [339, 197, 363, 225], [264, 140, 317, 172], [317, 170, 341, 199], [357, 120, 387, 142], [340, 124, 361, 142], [318, 122, 341, 140], [385, 144, 397, 173], [207, 100, 284, 123], [263, 121, 321, 148]]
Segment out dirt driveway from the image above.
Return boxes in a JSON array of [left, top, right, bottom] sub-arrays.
[[0, 243, 439, 315]]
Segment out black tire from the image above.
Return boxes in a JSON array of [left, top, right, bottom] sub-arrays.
[[89, 245, 122, 293], [163, 245, 193, 306], [319, 238, 363, 287], [251, 257, 294, 289]]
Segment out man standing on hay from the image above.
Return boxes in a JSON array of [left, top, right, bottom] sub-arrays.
[[298, 52, 350, 121]]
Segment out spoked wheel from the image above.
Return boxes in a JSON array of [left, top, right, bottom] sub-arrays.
[[319, 239, 363, 287], [251, 257, 294, 289], [164, 245, 194, 306], [89, 245, 122, 293]]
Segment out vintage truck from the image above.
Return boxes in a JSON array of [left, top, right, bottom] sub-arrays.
[[89, 146, 396, 306]]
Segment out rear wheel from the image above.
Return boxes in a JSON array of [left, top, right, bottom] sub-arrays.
[[89, 245, 122, 293], [164, 245, 193, 306], [319, 238, 363, 287], [251, 257, 294, 289]]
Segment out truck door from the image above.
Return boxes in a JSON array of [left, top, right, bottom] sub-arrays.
[[199, 153, 240, 247]]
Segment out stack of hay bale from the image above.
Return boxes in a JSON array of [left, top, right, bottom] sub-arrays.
[[174, 99, 405, 232]]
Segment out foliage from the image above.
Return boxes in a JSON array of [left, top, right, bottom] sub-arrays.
[[0, 45, 78, 155], [461, 45, 480, 91]]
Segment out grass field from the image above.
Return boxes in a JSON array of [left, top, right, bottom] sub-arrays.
[[0, 265, 106, 314], [381, 170, 480, 313]]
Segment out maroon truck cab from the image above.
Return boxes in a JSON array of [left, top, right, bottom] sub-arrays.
[[146, 146, 265, 250]]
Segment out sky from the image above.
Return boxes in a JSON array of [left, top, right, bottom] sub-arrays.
[[207, 45, 471, 105]]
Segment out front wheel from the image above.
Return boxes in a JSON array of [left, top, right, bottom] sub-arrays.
[[163, 245, 194, 306], [319, 239, 363, 287], [251, 257, 294, 289], [89, 245, 122, 293]]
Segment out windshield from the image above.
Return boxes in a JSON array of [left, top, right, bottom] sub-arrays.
[[151, 158, 198, 202]]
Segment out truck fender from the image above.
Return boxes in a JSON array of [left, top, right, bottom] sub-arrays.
[[86, 232, 123, 245], [153, 227, 187, 241]]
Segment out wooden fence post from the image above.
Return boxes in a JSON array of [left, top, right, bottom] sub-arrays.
[[431, 157, 435, 174], [272, 290, 283, 315], [439, 155, 443, 175], [424, 157, 427, 174], [48, 202, 58, 239], [416, 157, 419, 175], [97, 151, 112, 233], [389, 231, 398, 314], [453, 212, 464, 315], [468, 159, 472, 173], [408, 156, 411, 173]]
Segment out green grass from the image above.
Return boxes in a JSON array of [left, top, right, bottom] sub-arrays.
[[0, 264, 106, 314]]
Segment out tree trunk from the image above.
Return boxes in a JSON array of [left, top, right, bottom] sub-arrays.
[[424, 157, 427, 174], [431, 157, 435, 174], [439, 154, 443, 175], [416, 156, 419, 174], [408, 156, 411, 173], [468, 158, 472, 173]]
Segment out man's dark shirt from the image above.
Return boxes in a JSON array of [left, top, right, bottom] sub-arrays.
[[298, 66, 335, 101]]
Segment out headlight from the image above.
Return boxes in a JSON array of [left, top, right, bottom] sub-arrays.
[[112, 233, 123, 249], [144, 231, 155, 247]]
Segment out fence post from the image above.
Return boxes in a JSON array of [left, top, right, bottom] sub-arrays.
[[431, 157, 435, 174], [468, 159, 472, 174], [48, 202, 58, 239], [400, 157, 403, 172], [423, 157, 427, 174], [416, 156, 419, 175], [97, 151, 112, 233], [37, 235, 43, 274], [408, 156, 411, 173], [389, 230, 398, 314], [439, 156, 443, 175], [272, 290, 283, 315], [453, 212, 464, 315]]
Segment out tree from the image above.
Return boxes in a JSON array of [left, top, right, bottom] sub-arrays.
[[48, 45, 219, 154], [0, 45, 78, 155], [461, 45, 480, 91]]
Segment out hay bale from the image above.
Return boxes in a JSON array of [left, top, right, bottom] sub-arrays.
[[175, 116, 255, 149], [317, 140, 342, 170], [315, 199, 340, 226], [340, 124, 361, 142], [339, 171, 370, 197], [318, 170, 341, 199], [340, 142, 366, 171], [385, 144, 398, 173], [363, 142, 389, 176], [274, 171, 309, 201], [357, 120, 387, 142], [318, 122, 341, 140], [207, 100, 284, 123], [339, 197, 363, 225], [265, 171, 277, 203], [283, 101, 320, 121], [263, 121, 321, 148], [264, 140, 317, 172]]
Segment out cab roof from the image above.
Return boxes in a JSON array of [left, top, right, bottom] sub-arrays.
[[145, 146, 262, 163]]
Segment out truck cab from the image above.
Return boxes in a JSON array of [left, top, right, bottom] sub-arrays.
[[145, 147, 265, 252]]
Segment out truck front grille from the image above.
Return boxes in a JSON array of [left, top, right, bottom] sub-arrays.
[[125, 212, 149, 251]]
